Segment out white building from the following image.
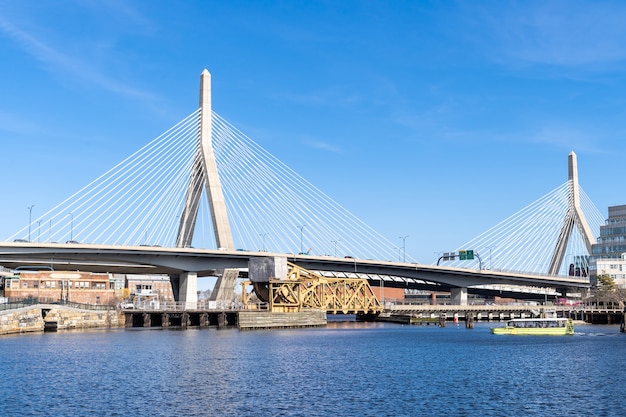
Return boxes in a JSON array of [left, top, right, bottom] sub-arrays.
[[591, 253, 626, 288]]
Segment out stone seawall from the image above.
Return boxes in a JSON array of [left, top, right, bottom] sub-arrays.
[[0, 305, 125, 335]]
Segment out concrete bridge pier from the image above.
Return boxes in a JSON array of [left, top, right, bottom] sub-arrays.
[[209, 268, 239, 305], [450, 287, 468, 305], [170, 272, 198, 309]]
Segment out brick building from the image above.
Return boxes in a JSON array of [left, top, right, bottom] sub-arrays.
[[1, 270, 175, 306], [2, 270, 116, 305]]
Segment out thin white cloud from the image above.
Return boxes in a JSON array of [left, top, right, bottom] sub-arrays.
[[527, 125, 610, 154], [0, 3, 157, 101], [465, 1, 626, 70], [304, 140, 342, 153]]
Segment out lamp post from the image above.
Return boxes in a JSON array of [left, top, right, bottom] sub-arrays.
[[399, 235, 409, 263], [260, 232, 268, 252], [297, 225, 306, 254], [331, 240, 340, 257], [27, 205, 34, 242], [487, 245, 496, 270], [67, 212, 74, 241]]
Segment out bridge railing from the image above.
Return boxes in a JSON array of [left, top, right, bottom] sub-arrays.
[[485, 267, 590, 281], [0, 297, 116, 312], [124, 300, 249, 311]]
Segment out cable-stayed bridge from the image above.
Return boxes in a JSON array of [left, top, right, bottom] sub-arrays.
[[444, 152, 604, 277], [8, 101, 405, 264], [0, 70, 602, 305]]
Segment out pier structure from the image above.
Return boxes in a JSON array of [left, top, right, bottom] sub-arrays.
[[380, 304, 623, 325], [122, 308, 327, 330]]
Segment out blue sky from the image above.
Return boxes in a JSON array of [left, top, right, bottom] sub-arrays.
[[1, 0, 625, 264]]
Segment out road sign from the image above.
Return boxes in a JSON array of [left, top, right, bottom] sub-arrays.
[[443, 252, 456, 261]]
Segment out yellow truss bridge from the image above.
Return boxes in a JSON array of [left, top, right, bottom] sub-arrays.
[[243, 262, 382, 316]]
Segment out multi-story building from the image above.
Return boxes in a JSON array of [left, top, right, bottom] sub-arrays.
[[1, 269, 175, 306], [590, 204, 626, 287], [592, 253, 626, 288], [2, 270, 116, 304]]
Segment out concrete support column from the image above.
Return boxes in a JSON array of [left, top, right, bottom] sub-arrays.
[[209, 268, 239, 306], [179, 272, 198, 309], [450, 287, 468, 305]]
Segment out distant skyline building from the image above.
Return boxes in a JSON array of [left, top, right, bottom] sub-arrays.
[[590, 204, 626, 287], [592, 205, 626, 259]]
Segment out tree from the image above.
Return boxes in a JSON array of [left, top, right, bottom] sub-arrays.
[[594, 273, 626, 309], [597, 273, 617, 290]]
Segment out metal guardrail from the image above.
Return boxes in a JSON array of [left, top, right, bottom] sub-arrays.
[[122, 300, 249, 311], [0, 297, 116, 312]]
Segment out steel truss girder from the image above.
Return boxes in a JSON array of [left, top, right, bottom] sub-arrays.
[[268, 262, 382, 314]]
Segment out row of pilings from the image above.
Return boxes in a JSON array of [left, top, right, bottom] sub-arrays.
[[125, 310, 237, 329]]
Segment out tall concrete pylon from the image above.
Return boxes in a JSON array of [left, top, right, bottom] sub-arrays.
[[547, 151, 596, 275], [176, 69, 234, 250], [174, 70, 238, 307]]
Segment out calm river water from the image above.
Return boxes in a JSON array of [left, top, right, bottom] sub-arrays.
[[1, 321, 625, 417]]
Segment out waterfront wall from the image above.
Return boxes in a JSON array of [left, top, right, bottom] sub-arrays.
[[238, 310, 327, 330], [0, 305, 124, 335]]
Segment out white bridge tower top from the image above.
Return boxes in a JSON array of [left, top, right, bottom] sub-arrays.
[[176, 69, 234, 249]]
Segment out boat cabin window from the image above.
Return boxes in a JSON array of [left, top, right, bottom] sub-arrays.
[[508, 320, 565, 328]]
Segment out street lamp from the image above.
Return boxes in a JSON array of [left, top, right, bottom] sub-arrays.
[[27, 205, 34, 242], [67, 212, 74, 241], [331, 240, 340, 257], [297, 225, 306, 254], [260, 232, 268, 252], [487, 245, 496, 270], [399, 235, 409, 262]]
